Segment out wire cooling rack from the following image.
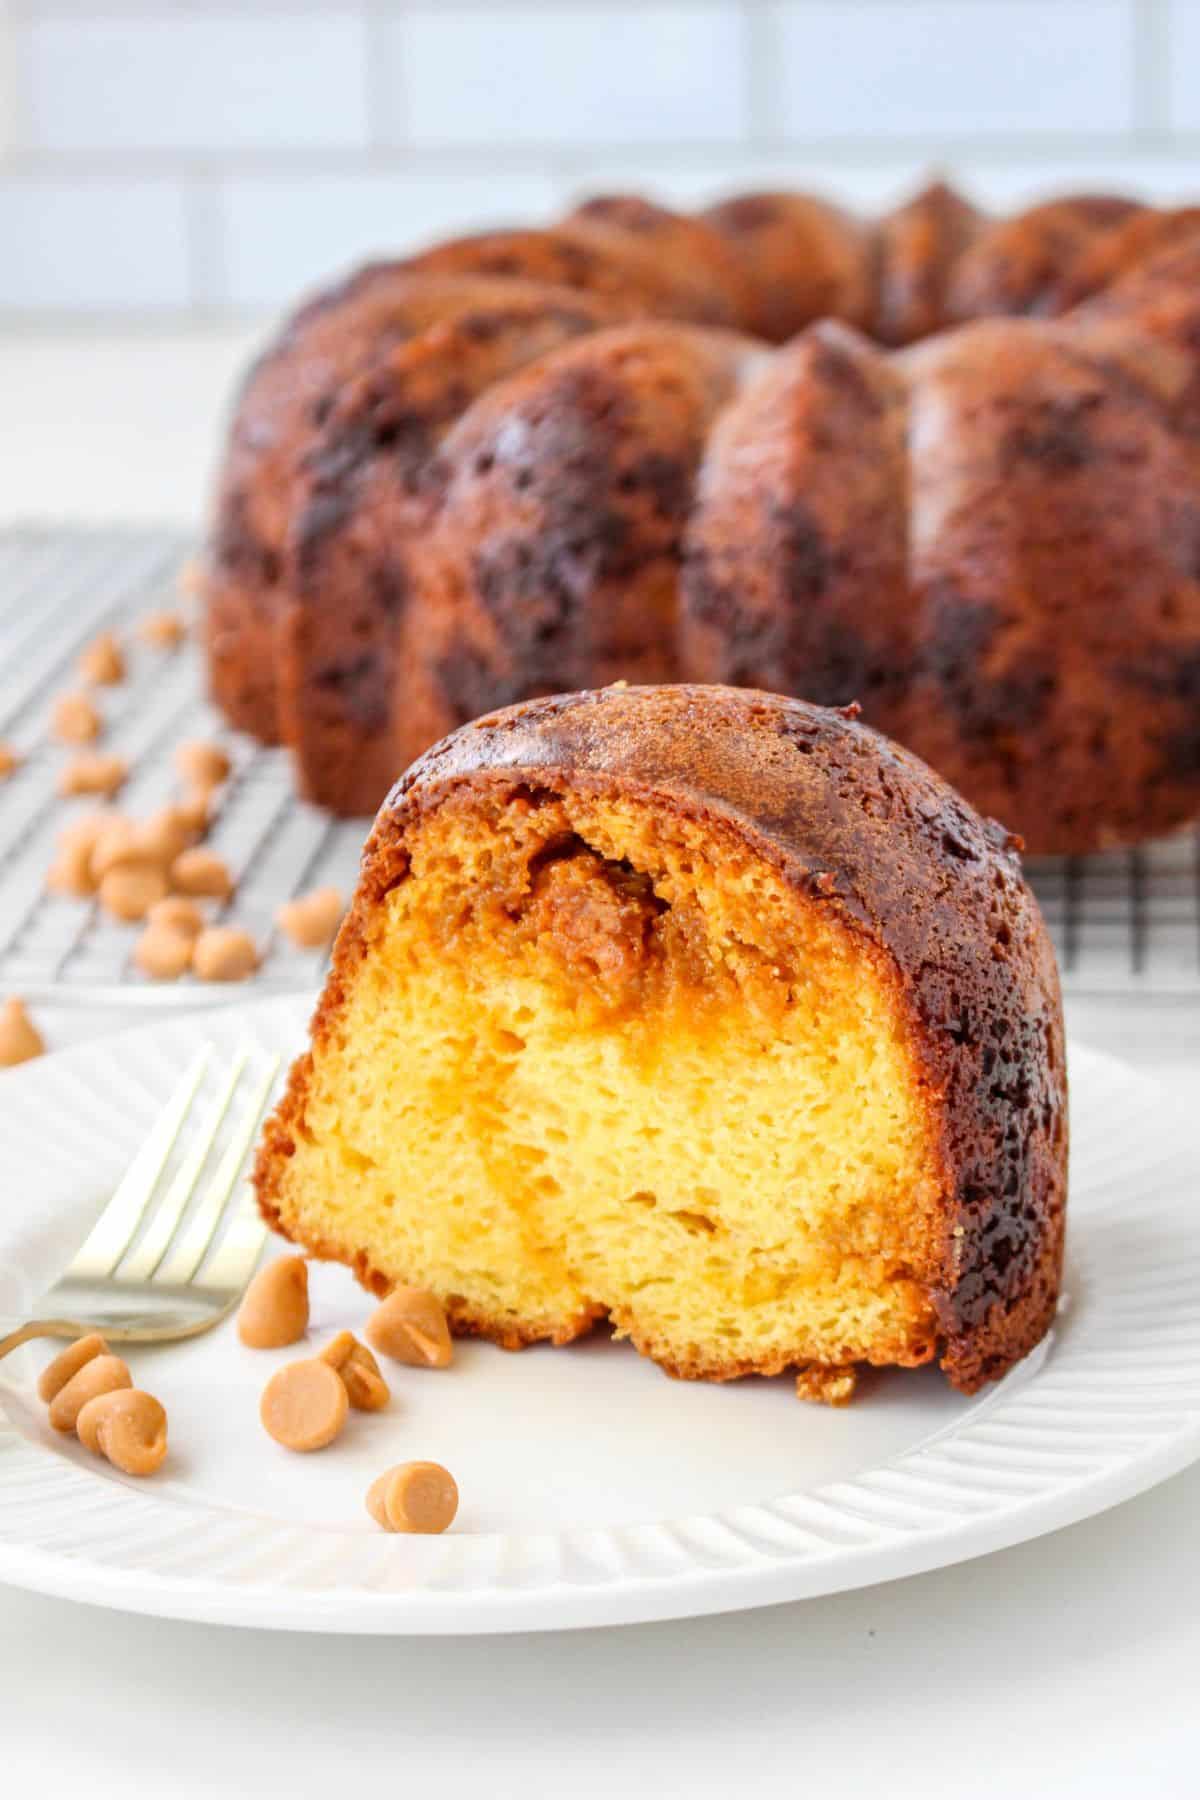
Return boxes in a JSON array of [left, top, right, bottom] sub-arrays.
[[0, 525, 364, 1004], [1, 524, 1198, 1004]]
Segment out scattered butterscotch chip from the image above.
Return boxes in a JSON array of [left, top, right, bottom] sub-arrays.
[[320, 1330, 390, 1411], [76, 1388, 168, 1476], [192, 926, 258, 982], [175, 791, 212, 838], [171, 847, 233, 900], [37, 1333, 109, 1403], [277, 886, 344, 950], [59, 809, 117, 852], [46, 837, 97, 898], [88, 816, 141, 880], [0, 997, 45, 1068], [366, 1462, 458, 1535], [175, 740, 231, 792], [51, 691, 102, 745], [47, 1353, 132, 1432], [0, 742, 19, 780], [135, 925, 193, 981], [238, 1256, 309, 1349], [79, 632, 125, 686], [260, 1358, 348, 1452], [366, 1287, 453, 1369], [99, 862, 168, 923], [794, 1364, 858, 1408], [138, 609, 186, 649], [137, 806, 196, 865], [59, 752, 128, 798], [147, 895, 204, 938], [47, 811, 115, 895]]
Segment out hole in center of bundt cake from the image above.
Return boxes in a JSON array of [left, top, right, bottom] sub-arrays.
[[288, 785, 947, 1379]]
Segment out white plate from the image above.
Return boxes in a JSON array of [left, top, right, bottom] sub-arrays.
[[1, 996, 1198, 1635]]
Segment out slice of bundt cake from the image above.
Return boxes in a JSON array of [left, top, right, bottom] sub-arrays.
[[256, 686, 1067, 1398]]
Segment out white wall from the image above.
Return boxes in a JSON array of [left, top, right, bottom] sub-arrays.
[[0, 0, 1198, 315]]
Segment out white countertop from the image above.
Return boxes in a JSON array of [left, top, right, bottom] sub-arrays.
[[1, 327, 1198, 1799]]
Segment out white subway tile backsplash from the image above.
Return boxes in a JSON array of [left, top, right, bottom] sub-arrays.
[[767, 1, 1135, 139], [0, 0, 1196, 315], [0, 3, 16, 156], [24, 13, 369, 152], [1165, 0, 1200, 129], [215, 169, 560, 310], [391, 5, 748, 148], [0, 178, 189, 309]]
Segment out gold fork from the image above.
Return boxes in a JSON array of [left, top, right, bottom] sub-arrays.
[[0, 1044, 280, 1361]]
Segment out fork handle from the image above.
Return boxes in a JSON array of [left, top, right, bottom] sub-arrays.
[[0, 1320, 83, 1361]]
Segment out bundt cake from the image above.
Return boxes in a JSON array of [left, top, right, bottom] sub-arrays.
[[255, 684, 1067, 1398], [205, 180, 1200, 853]]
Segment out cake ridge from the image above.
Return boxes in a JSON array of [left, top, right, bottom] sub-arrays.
[[205, 178, 1200, 852]]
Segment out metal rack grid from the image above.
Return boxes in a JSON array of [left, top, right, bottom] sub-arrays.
[[0, 525, 364, 1004], [1, 524, 1199, 1004]]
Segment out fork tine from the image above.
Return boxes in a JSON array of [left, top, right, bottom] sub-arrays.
[[193, 1197, 269, 1296], [66, 1045, 213, 1282], [117, 1051, 249, 1283], [154, 1054, 281, 1287]]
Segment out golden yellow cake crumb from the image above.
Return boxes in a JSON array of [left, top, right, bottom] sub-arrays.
[[794, 1365, 859, 1407]]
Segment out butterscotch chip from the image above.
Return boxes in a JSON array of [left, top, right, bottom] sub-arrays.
[[46, 838, 96, 898], [52, 692, 102, 745], [147, 895, 204, 938], [171, 847, 233, 899], [193, 926, 258, 982], [260, 1358, 348, 1452], [277, 887, 344, 950], [138, 609, 186, 649], [366, 1288, 453, 1369], [59, 809, 116, 852], [135, 925, 193, 981], [175, 792, 212, 838], [48, 810, 116, 895], [79, 632, 125, 685], [47, 1353, 132, 1432], [795, 1364, 858, 1407], [320, 1330, 389, 1411], [89, 816, 142, 880], [0, 742, 18, 780], [0, 997, 45, 1067], [76, 1388, 167, 1475], [37, 1333, 108, 1403], [238, 1256, 309, 1348], [59, 752, 127, 798], [92, 812, 202, 882], [175, 740, 231, 792], [137, 806, 196, 865], [99, 862, 168, 923], [366, 1462, 458, 1535]]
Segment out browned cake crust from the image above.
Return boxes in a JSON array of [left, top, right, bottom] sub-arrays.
[[256, 684, 1067, 1396], [204, 179, 1200, 850]]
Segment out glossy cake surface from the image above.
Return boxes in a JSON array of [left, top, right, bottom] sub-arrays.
[[256, 686, 1068, 1397]]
